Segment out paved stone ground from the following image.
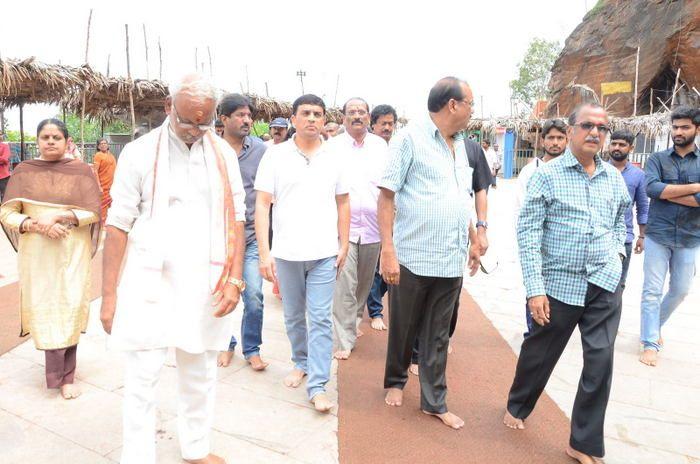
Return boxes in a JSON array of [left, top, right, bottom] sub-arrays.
[[469, 179, 700, 464], [0, 286, 338, 463]]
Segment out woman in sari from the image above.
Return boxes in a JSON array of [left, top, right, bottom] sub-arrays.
[[0, 119, 101, 399], [92, 138, 117, 223]]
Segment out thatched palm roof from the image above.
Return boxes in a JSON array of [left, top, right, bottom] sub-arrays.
[[0, 57, 104, 107]]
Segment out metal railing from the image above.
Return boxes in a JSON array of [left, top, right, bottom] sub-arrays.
[[7, 142, 126, 165]]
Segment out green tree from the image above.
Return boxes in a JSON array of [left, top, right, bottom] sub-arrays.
[[509, 38, 562, 108], [58, 113, 131, 143]]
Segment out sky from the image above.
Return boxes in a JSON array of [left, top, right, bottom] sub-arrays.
[[1, 0, 595, 132]]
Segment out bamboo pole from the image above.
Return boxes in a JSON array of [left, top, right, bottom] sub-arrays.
[[195, 48, 198, 71], [207, 46, 213, 78], [106, 53, 111, 77], [649, 88, 653, 115], [158, 37, 163, 80], [125, 24, 136, 141], [19, 103, 25, 161], [80, 9, 93, 154], [633, 46, 640, 116], [143, 24, 150, 80], [670, 68, 681, 107]]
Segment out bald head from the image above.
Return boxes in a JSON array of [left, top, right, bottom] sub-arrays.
[[166, 74, 219, 145], [169, 73, 218, 101], [428, 77, 470, 113]]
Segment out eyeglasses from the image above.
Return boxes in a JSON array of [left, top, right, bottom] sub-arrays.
[[574, 122, 610, 134], [456, 98, 474, 108], [171, 104, 215, 131], [346, 109, 368, 117]]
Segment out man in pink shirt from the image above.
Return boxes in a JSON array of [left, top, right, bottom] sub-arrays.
[[329, 98, 388, 360], [0, 131, 11, 200]]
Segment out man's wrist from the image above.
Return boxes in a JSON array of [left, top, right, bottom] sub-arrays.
[[476, 220, 488, 229]]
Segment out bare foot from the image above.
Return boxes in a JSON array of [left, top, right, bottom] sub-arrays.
[[184, 453, 226, 464], [60, 383, 81, 400], [658, 337, 664, 347], [284, 369, 306, 388], [448, 343, 454, 355], [385, 388, 403, 407], [639, 349, 658, 367], [422, 410, 465, 430], [310, 392, 334, 413], [503, 410, 525, 430], [409, 363, 419, 376], [247, 355, 269, 371], [370, 317, 387, 331], [566, 445, 604, 463], [333, 350, 350, 360], [217, 351, 234, 368], [356, 317, 364, 337]]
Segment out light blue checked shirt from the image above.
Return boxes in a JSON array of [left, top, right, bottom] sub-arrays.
[[380, 114, 473, 278], [518, 149, 630, 307]]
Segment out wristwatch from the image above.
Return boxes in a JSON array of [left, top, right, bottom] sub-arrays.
[[476, 220, 488, 229], [227, 277, 246, 292]]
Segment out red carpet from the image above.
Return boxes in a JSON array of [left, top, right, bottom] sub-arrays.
[[337, 291, 572, 464]]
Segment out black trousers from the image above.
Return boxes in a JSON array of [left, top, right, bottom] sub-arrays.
[[411, 298, 459, 364], [506, 283, 622, 457], [384, 265, 462, 414]]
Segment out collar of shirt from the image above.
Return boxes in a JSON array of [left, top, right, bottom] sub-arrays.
[[669, 145, 700, 159], [421, 113, 465, 145], [290, 133, 328, 163], [561, 149, 607, 179]]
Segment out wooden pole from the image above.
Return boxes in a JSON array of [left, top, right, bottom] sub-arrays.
[[158, 37, 163, 80], [649, 88, 653, 115], [633, 46, 640, 116], [207, 46, 213, 77], [125, 24, 136, 141], [106, 53, 111, 77], [534, 127, 540, 158], [265, 82, 269, 97], [333, 74, 340, 107], [19, 103, 25, 161], [80, 8, 93, 154], [195, 48, 198, 72], [670, 68, 681, 107], [143, 24, 150, 80]]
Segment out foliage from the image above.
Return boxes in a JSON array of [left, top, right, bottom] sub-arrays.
[[4, 130, 36, 142], [57, 113, 131, 143], [251, 121, 269, 137], [509, 38, 562, 108]]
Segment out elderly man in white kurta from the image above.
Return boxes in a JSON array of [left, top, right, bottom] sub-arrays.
[[329, 97, 388, 360], [100, 75, 246, 464]]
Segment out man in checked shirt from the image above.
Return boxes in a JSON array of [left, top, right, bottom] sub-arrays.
[[502, 103, 631, 464]]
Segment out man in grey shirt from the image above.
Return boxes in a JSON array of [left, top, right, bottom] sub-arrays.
[[216, 93, 269, 371]]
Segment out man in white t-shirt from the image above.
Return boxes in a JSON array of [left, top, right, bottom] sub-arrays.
[[327, 97, 388, 360], [254, 94, 350, 413], [482, 139, 500, 187], [514, 118, 567, 337]]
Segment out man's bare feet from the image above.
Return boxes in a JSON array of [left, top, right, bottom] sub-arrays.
[[422, 410, 465, 430], [448, 343, 454, 355], [217, 351, 234, 368], [658, 337, 664, 347], [247, 355, 269, 371], [370, 317, 387, 331], [310, 392, 334, 413], [60, 383, 81, 400], [356, 317, 364, 337], [639, 349, 658, 366], [385, 388, 403, 407], [409, 363, 419, 376], [184, 453, 226, 464], [333, 350, 350, 360], [284, 369, 306, 388], [566, 445, 604, 463], [503, 410, 525, 429]]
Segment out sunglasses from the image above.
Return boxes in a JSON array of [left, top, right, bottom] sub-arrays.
[[574, 122, 610, 134]]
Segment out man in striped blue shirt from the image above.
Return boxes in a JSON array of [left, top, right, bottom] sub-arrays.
[[503, 103, 630, 464], [379, 77, 479, 430]]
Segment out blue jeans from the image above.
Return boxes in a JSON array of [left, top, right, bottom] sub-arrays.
[[275, 256, 336, 400], [365, 266, 387, 319], [640, 237, 698, 351], [227, 240, 265, 359], [620, 242, 634, 289]]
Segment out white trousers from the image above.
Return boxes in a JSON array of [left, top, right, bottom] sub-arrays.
[[120, 348, 218, 464]]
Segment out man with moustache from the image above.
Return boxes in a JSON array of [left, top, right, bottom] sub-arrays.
[[515, 119, 568, 337], [216, 93, 269, 371], [503, 103, 630, 464], [608, 130, 648, 290], [364, 104, 398, 332], [265, 117, 289, 147], [324, 122, 340, 139], [380, 77, 479, 430], [329, 98, 388, 359], [640, 106, 700, 367]]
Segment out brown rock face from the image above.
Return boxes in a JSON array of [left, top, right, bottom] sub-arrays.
[[547, 0, 700, 118]]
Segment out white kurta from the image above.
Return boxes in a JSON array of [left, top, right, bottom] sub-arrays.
[[106, 123, 246, 353]]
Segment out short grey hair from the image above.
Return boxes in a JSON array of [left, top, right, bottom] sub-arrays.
[[169, 73, 219, 102], [567, 102, 605, 126]]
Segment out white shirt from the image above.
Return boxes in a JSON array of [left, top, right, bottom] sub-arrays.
[[255, 136, 349, 261], [106, 126, 246, 352], [484, 147, 499, 170], [514, 157, 544, 227], [327, 131, 387, 244]]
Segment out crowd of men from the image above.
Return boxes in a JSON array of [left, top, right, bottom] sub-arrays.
[[64, 71, 696, 464]]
